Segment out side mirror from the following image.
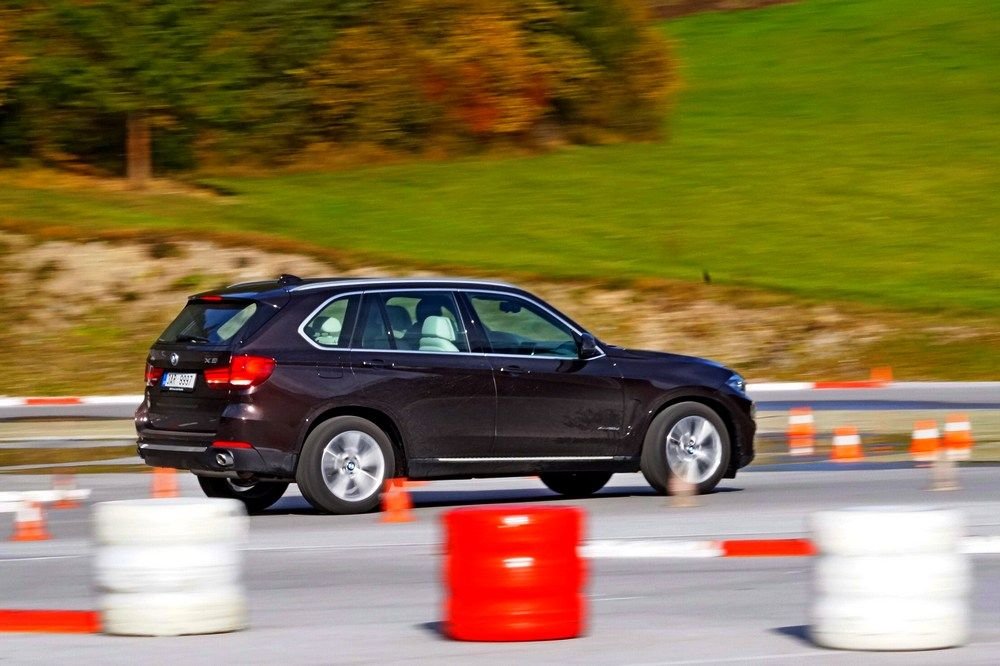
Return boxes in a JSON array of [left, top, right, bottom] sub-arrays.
[[578, 332, 600, 359]]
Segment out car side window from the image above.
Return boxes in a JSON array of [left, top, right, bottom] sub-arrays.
[[302, 295, 358, 348], [467, 292, 578, 358], [359, 291, 470, 353]]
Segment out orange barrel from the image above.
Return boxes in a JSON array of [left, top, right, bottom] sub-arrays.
[[943, 414, 973, 461], [786, 407, 816, 456], [443, 506, 586, 641], [830, 426, 863, 463], [909, 420, 940, 463]]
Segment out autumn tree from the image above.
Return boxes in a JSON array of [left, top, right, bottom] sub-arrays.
[[0, 10, 25, 107], [2, 0, 674, 171], [12, 0, 255, 186], [305, 0, 674, 148]]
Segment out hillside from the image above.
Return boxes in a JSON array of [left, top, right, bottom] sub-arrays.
[[0, 0, 997, 392]]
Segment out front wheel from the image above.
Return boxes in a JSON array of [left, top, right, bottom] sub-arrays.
[[296, 416, 396, 514], [196, 476, 289, 514], [539, 472, 612, 498], [640, 401, 730, 495]]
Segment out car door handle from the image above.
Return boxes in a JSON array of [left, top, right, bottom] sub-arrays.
[[499, 365, 527, 376], [361, 359, 392, 368]]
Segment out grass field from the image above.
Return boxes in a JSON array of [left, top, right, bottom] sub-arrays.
[[1, 0, 998, 315]]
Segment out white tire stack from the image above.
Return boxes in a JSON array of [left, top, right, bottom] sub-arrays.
[[810, 506, 969, 651], [93, 498, 249, 636]]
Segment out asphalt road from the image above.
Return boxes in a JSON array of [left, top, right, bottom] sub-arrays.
[[3, 467, 1000, 664]]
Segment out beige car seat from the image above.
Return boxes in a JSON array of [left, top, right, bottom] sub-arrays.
[[419, 315, 459, 352], [315, 317, 342, 346]]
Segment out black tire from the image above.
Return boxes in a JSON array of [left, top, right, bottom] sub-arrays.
[[640, 401, 731, 495], [539, 471, 612, 498], [295, 415, 396, 514], [196, 475, 289, 514]]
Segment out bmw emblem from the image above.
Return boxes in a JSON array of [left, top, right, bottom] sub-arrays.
[[170, 353, 180, 367]]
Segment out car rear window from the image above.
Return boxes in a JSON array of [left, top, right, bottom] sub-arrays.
[[159, 302, 259, 345]]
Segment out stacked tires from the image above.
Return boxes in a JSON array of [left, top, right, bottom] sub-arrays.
[[94, 498, 249, 636], [810, 506, 969, 651]]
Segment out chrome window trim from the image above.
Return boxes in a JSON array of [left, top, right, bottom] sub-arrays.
[[297, 286, 605, 360], [297, 290, 365, 351], [298, 288, 473, 353]]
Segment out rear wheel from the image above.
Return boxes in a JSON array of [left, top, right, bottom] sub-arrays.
[[296, 416, 396, 514], [640, 401, 730, 495], [196, 476, 288, 514], [539, 472, 612, 498]]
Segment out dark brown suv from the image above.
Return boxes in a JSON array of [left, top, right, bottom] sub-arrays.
[[136, 276, 755, 514]]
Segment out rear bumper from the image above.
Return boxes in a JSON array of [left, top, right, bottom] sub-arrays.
[[137, 433, 297, 480]]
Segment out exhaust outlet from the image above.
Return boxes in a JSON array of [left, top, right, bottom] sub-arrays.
[[215, 450, 235, 467]]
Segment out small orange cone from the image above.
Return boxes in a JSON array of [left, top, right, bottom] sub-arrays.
[[380, 478, 413, 523], [52, 474, 81, 509], [909, 420, 940, 464], [943, 414, 973, 461], [870, 366, 893, 384], [151, 467, 179, 498], [786, 407, 815, 456], [830, 426, 863, 462], [10, 502, 51, 542]]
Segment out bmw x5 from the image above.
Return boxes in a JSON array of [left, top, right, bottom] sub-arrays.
[[136, 276, 755, 514]]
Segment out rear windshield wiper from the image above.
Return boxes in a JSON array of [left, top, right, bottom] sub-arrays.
[[174, 334, 210, 344]]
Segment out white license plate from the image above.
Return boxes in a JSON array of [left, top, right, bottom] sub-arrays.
[[162, 372, 197, 390]]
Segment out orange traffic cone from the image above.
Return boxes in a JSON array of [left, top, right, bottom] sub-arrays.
[[151, 467, 179, 498], [380, 478, 413, 523], [909, 420, 940, 464], [787, 407, 815, 456], [870, 366, 893, 384], [53, 473, 81, 509], [10, 502, 50, 542], [830, 426, 863, 462], [944, 414, 973, 461]]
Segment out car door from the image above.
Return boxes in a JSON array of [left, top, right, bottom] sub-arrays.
[[461, 290, 625, 459], [348, 290, 496, 461]]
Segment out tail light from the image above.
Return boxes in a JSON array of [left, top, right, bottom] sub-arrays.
[[205, 355, 276, 389], [145, 364, 164, 387]]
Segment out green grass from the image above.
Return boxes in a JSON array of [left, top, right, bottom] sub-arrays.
[[1, 0, 998, 314], [0, 445, 135, 468]]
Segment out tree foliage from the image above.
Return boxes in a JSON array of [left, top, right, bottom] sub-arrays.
[[0, 0, 674, 175], [0, 10, 26, 106], [306, 0, 674, 147]]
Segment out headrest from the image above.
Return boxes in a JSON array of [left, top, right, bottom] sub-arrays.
[[416, 297, 449, 321], [320, 317, 342, 334], [384, 305, 411, 333], [421, 315, 455, 341]]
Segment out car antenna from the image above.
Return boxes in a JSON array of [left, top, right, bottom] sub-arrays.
[[278, 274, 304, 286]]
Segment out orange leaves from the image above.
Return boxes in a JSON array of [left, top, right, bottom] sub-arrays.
[[304, 0, 675, 148]]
